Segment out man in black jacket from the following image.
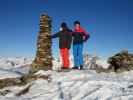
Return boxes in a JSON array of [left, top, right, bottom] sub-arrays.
[[52, 22, 72, 69]]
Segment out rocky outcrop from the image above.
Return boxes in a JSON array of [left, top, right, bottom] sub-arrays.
[[0, 72, 50, 90], [108, 50, 133, 72], [31, 13, 52, 73]]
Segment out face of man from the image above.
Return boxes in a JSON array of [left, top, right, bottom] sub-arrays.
[[74, 24, 80, 30]]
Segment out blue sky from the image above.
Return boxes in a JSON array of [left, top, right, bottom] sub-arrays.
[[0, 0, 132, 58]]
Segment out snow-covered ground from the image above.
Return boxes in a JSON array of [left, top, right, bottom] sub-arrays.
[[0, 57, 133, 100]]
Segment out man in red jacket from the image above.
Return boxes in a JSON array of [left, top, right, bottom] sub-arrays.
[[72, 21, 90, 70]]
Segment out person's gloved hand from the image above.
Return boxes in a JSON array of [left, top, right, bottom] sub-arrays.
[[83, 34, 90, 42], [59, 27, 62, 31]]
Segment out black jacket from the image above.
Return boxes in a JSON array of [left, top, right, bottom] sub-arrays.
[[72, 32, 89, 44], [52, 29, 72, 49]]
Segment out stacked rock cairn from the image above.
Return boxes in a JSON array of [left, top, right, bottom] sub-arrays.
[[31, 14, 52, 73]]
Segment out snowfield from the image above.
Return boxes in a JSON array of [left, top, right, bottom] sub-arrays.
[[0, 57, 133, 100]]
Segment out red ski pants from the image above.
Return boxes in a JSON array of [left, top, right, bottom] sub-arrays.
[[60, 48, 70, 68]]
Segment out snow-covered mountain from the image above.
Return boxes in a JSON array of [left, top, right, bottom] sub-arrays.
[[0, 57, 33, 69], [0, 56, 133, 100]]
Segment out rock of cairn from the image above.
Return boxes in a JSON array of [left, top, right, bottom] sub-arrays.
[[108, 50, 133, 72], [31, 13, 52, 73]]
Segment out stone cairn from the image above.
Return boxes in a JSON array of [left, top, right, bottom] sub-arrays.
[[108, 50, 133, 72], [31, 14, 52, 73]]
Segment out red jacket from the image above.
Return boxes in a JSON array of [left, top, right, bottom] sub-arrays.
[[74, 27, 90, 42]]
